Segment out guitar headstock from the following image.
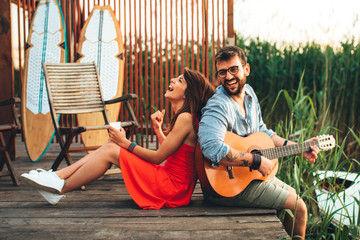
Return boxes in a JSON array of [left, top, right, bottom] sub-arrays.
[[317, 135, 335, 151]]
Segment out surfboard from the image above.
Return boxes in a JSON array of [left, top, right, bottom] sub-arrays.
[[21, 0, 67, 162], [76, 5, 125, 150]]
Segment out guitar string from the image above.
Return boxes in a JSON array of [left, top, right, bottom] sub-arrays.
[[260, 141, 317, 159]]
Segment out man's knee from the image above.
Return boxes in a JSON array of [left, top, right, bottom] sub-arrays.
[[295, 199, 307, 219], [283, 193, 307, 216]]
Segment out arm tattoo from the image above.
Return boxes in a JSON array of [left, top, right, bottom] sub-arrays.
[[225, 149, 248, 166], [239, 160, 249, 166]]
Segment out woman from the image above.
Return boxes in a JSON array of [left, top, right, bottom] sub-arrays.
[[21, 68, 215, 209]]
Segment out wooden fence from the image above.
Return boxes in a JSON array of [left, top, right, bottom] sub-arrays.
[[7, 0, 234, 146]]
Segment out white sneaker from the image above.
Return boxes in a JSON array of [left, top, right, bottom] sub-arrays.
[[21, 168, 65, 194], [38, 190, 66, 205]]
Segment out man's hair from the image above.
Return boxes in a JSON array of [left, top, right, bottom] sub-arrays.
[[214, 46, 247, 70]]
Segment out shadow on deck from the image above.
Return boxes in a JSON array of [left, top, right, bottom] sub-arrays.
[[0, 137, 288, 239]]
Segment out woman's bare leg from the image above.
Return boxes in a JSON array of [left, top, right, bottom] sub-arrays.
[[55, 141, 116, 180], [58, 141, 121, 194]]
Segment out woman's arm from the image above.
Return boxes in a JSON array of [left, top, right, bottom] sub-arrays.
[[109, 113, 194, 165], [151, 109, 166, 144]]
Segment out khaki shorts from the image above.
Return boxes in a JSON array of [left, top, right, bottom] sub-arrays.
[[205, 177, 290, 210]]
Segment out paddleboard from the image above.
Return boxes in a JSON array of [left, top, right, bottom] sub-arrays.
[[76, 5, 125, 150], [21, 0, 67, 162], [314, 170, 360, 227]]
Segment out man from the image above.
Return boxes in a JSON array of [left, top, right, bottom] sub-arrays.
[[198, 46, 319, 239]]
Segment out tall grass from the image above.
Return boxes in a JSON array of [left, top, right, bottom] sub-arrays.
[[236, 37, 360, 161], [271, 71, 359, 239]]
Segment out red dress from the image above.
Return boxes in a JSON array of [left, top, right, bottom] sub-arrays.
[[119, 144, 197, 210]]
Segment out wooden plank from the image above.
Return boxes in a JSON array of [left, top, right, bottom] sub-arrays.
[[196, 0, 200, 71], [144, 0, 150, 145], [0, 136, 288, 240], [159, 0, 164, 112], [191, 0, 195, 69], [0, 226, 286, 240], [0, 206, 277, 218], [0, 216, 284, 230], [0, 216, 286, 240], [138, 0, 144, 139], [150, 0, 155, 142], [1, 215, 283, 227]]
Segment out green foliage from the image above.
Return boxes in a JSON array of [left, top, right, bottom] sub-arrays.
[[236, 37, 360, 160], [269, 67, 359, 239]]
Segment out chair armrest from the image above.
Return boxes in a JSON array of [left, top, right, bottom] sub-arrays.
[[0, 97, 21, 107], [105, 94, 137, 105], [0, 124, 17, 131]]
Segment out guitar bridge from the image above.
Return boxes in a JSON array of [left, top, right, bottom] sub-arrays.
[[227, 166, 234, 179]]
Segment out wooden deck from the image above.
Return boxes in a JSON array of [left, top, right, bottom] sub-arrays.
[[0, 137, 288, 239]]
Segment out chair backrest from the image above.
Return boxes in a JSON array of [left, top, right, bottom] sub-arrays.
[[42, 62, 107, 115]]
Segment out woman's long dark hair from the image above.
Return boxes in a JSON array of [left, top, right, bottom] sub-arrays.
[[165, 68, 215, 134]]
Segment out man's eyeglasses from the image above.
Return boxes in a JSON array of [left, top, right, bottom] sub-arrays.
[[216, 64, 244, 78]]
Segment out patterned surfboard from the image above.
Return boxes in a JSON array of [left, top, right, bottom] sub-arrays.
[[21, 0, 67, 162], [76, 5, 125, 150]]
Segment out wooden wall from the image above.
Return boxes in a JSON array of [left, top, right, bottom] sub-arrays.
[[4, 0, 233, 146]]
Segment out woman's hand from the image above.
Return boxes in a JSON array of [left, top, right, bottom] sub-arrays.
[[109, 126, 130, 148], [151, 109, 165, 131]]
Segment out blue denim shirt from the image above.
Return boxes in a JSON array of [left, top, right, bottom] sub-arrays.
[[198, 84, 275, 167]]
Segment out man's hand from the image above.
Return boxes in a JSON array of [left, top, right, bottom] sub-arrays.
[[258, 157, 276, 177], [302, 137, 320, 163]]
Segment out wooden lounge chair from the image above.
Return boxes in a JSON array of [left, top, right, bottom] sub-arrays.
[[42, 62, 138, 170], [0, 97, 21, 186]]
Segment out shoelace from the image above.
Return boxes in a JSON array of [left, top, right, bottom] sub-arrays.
[[28, 168, 48, 175]]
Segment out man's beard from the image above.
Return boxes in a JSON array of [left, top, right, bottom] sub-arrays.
[[222, 78, 245, 96]]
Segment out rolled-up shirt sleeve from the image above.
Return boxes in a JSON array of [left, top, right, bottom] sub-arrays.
[[198, 101, 230, 166]]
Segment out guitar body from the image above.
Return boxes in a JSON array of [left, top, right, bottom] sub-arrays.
[[195, 131, 278, 197]]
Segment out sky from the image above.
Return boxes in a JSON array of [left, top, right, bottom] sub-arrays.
[[234, 0, 360, 47]]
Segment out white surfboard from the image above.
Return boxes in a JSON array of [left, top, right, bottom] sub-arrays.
[[76, 5, 125, 150], [21, 0, 67, 162]]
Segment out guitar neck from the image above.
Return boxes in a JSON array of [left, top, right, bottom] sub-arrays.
[[259, 140, 318, 159]]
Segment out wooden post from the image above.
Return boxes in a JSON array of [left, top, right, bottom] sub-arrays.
[[0, 0, 15, 158], [226, 0, 235, 46], [0, 0, 14, 101]]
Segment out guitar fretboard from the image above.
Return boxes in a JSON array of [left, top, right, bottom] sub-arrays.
[[259, 141, 318, 159]]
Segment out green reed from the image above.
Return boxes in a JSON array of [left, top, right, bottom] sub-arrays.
[[269, 70, 359, 239], [237, 37, 360, 161]]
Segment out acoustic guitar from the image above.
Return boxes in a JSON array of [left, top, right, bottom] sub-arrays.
[[195, 131, 335, 197]]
